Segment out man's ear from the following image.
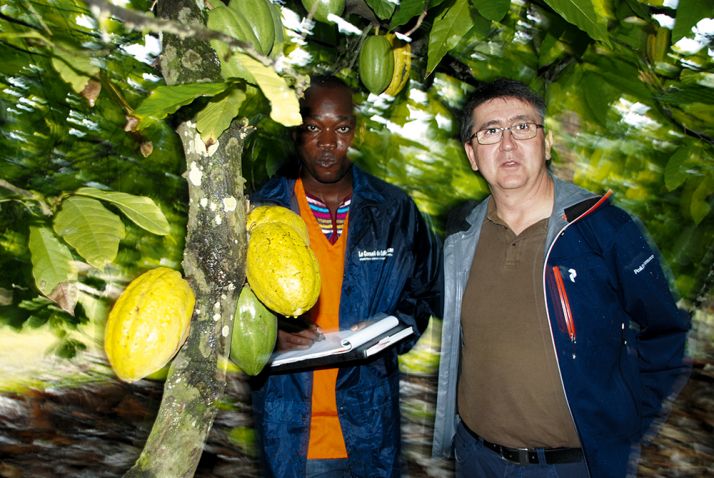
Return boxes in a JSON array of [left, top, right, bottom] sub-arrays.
[[544, 130, 554, 161], [464, 142, 479, 171]]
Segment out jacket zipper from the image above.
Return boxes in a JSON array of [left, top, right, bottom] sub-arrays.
[[543, 228, 590, 478], [540, 192, 611, 478], [552, 266, 576, 342]]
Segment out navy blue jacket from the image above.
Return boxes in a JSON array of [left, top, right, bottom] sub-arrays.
[[433, 177, 690, 477], [251, 166, 442, 477]]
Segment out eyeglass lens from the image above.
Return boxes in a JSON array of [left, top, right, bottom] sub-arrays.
[[476, 123, 540, 144]]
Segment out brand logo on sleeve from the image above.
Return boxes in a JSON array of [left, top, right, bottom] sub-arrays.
[[358, 248, 394, 261], [633, 254, 655, 274]]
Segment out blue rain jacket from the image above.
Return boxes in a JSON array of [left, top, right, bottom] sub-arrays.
[[251, 166, 442, 478], [433, 176, 690, 478]]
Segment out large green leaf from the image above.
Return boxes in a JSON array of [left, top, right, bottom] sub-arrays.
[[664, 146, 691, 192], [426, 0, 475, 75], [690, 173, 713, 224], [50, 44, 99, 94], [234, 53, 301, 127], [366, 0, 397, 20], [672, 0, 714, 42], [49, 57, 88, 96], [133, 82, 231, 125], [472, 0, 510, 22], [391, 0, 429, 28], [537, 33, 569, 68], [582, 73, 618, 127], [211, 41, 253, 82], [53, 196, 125, 268], [196, 88, 247, 144], [74, 187, 170, 235], [544, 0, 609, 45], [617, 0, 649, 19], [669, 102, 714, 139], [584, 55, 653, 101], [657, 84, 714, 105], [77, 290, 110, 323], [28, 226, 77, 297]]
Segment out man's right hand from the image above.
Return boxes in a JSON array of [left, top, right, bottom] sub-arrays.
[[277, 325, 323, 351]]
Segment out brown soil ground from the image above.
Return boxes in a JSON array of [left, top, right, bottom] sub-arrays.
[[1, 331, 711, 477]]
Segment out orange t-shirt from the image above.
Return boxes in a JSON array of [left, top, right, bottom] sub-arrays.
[[295, 179, 349, 459]]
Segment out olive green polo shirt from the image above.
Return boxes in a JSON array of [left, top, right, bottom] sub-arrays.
[[457, 201, 580, 448]]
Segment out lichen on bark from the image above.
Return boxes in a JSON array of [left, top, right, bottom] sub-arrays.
[[156, 1, 220, 85]]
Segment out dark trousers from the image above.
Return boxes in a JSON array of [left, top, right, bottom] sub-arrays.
[[454, 421, 589, 478], [305, 458, 351, 478]]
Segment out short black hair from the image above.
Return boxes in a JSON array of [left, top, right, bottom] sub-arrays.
[[309, 74, 350, 90], [460, 78, 546, 143], [301, 75, 352, 108]]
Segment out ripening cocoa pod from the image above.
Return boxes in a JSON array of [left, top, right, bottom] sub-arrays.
[[104, 267, 194, 382], [247, 204, 310, 243], [384, 34, 412, 96], [246, 222, 321, 317]]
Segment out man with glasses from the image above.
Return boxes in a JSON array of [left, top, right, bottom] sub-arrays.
[[432, 78, 690, 477]]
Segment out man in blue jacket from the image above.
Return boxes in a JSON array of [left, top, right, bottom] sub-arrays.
[[432, 78, 690, 477], [250, 75, 442, 477]]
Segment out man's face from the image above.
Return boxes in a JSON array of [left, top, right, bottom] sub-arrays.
[[294, 84, 356, 185], [464, 97, 552, 194]]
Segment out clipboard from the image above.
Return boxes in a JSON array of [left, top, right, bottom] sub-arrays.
[[268, 314, 413, 371]]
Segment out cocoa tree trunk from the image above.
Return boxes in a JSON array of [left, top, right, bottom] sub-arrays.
[[124, 1, 251, 476]]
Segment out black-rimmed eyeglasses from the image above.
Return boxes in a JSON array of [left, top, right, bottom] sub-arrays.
[[469, 122, 544, 145]]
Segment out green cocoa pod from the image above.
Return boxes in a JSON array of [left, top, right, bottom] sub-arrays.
[[230, 284, 278, 376], [208, 6, 260, 51], [268, 1, 285, 54], [227, 0, 276, 56], [301, 0, 345, 23], [359, 35, 394, 95]]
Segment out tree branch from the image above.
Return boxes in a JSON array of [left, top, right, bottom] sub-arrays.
[[0, 179, 52, 216], [84, 0, 271, 66]]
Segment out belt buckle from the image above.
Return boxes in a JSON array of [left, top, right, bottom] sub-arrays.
[[516, 448, 530, 465]]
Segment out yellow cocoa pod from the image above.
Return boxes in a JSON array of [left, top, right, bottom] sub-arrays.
[[246, 222, 321, 317], [104, 267, 195, 382], [384, 34, 412, 97], [247, 205, 309, 243]]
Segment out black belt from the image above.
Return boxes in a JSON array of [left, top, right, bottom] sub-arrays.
[[463, 423, 584, 465]]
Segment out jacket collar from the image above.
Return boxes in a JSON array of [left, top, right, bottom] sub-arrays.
[[454, 174, 602, 236], [251, 164, 384, 210], [550, 176, 600, 224], [546, 175, 603, 250], [351, 165, 386, 207]]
